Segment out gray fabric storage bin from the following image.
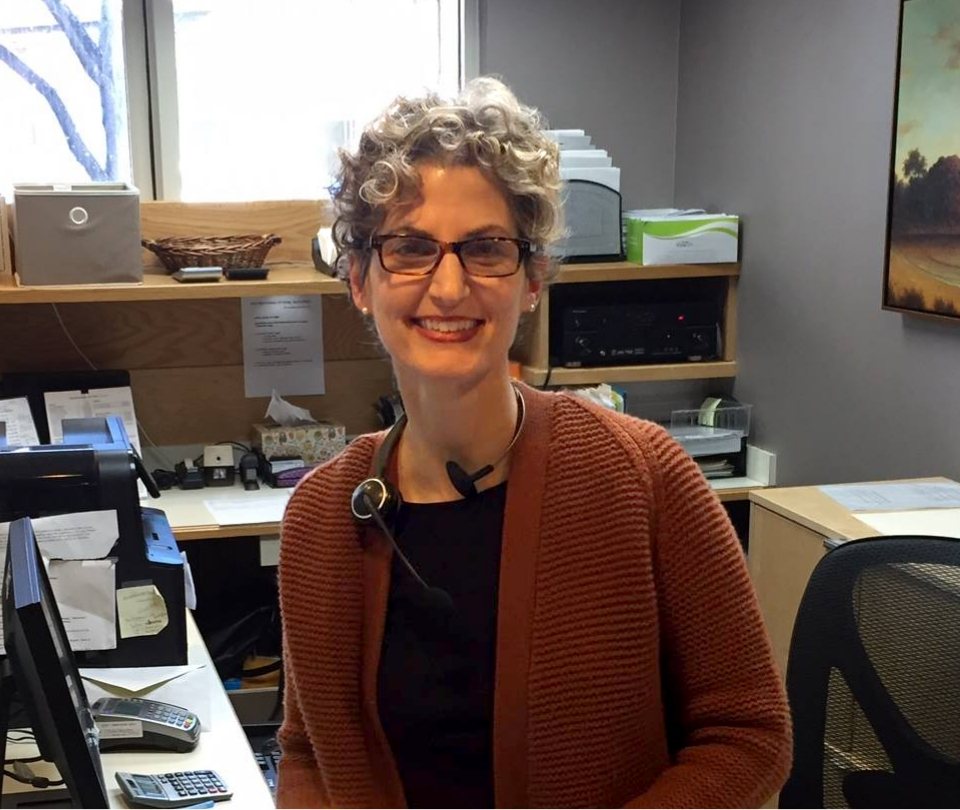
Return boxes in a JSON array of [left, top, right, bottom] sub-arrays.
[[12, 183, 142, 285]]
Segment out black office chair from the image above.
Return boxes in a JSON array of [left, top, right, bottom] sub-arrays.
[[779, 535, 960, 809]]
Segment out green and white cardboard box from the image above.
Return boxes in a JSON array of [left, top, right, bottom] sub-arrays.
[[624, 212, 739, 265]]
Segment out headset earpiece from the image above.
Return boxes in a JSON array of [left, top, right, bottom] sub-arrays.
[[351, 413, 407, 528], [351, 477, 402, 525], [348, 387, 526, 615]]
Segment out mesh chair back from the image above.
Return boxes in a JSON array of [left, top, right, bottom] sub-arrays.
[[779, 535, 960, 809]]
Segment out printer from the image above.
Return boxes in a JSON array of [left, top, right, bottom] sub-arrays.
[[0, 415, 187, 667]]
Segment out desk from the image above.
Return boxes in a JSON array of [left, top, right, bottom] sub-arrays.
[[144, 483, 290, 542], [150, 476, 767, 542], [747, 476, 958, 677], [2, 612, 274, 808]]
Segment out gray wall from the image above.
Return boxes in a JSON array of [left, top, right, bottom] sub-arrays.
[[675, 0, 960, 485], [479, 0, 681, 209], [480, 0, 960, 486]]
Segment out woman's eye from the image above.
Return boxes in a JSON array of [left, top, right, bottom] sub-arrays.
[[392, 239, 435, 257], [464, 239, 511, 260]]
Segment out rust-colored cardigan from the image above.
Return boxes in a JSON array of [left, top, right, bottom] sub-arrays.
[[277, 386, 792, 807]]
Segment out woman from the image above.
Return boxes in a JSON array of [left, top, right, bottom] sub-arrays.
[[277, 77, 791, 808]]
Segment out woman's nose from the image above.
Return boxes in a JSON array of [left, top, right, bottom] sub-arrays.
[[427, 251, 470, 306]]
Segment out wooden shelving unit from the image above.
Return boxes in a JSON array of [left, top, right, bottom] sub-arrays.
[[552, 261, 739, 283], [517, 260, 740, 386], [519, 360, 737, 386], [0, 262, 345, 304], [0, 199, 395, 442]]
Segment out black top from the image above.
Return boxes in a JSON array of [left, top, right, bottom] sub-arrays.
[[377, 482, 507, 809]]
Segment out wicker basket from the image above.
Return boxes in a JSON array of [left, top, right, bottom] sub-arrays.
[[141, 233, 282, 272]]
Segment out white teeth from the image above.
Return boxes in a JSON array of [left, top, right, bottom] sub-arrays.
[[417, 318, 479, 333]]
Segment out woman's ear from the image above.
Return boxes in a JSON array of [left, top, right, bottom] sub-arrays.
[[525, 265, 543, 304], [348, 254, 369, 314], [526, 252, 552, 287]]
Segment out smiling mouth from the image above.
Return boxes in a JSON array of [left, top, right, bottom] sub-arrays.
[[410, 317, 484, 333]]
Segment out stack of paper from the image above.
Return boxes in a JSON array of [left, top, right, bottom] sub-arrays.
[[820, 481, 960, 539], [546, 129, 621, 192], [696, 457, 736, 479]]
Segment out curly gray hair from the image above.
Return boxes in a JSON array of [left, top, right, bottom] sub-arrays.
[[330, 76, 564, 283]]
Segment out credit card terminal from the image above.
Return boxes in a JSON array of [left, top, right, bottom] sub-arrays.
[[115, 770, 232, 807], [92, 697, 201, 753]]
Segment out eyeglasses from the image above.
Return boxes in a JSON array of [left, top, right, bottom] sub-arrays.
[[369, 234, 531, 278]]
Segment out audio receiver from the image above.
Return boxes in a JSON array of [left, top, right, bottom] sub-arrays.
[[548, 278, 724, 368]]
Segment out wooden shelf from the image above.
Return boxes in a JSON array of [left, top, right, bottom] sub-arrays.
[[0, 263, 346, 304], [519, 360, 738, 386], [0, 261, 736, 305], [515, 260, 741, 386], [173, 522, 283, 542], [554, 261, 739, 284]]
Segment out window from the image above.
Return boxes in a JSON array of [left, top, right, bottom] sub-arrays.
[[0, 0, 468, 201], [0, 1, 131, 193]]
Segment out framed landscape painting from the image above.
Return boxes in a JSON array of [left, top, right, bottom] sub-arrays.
[[884, 0, 960, 321]]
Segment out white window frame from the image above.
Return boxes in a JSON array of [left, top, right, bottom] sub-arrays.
[[120, 0, 477, 201]]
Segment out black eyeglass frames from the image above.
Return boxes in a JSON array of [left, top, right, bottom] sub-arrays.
[[369, 234, 532, 278]]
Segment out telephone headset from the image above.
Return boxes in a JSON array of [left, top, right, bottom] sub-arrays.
[[350, 386, 526, 612]]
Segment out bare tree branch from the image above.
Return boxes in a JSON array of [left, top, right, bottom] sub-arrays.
[[39, 0, 102, 86], [98, 0, 118, 177], [0, 42, 106, 179]]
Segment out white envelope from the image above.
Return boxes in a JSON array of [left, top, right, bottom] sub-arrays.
[[79, 664, 213, 731]]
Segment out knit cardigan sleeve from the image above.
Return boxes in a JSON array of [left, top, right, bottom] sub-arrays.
[[274, 436, 380, 809], [625, 422, 793, 808], [276, 660, 331, 807]]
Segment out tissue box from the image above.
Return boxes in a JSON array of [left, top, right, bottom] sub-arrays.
[[12, 182, 142, 285], [252, 421, 346, 465], [625, 213, 739, 265]]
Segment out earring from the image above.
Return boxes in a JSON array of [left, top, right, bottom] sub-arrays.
[[528, 301, 538, 312], [361, 307, 370, 316]]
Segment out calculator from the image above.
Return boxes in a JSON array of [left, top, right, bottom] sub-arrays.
[[115, 770, 232, 807]]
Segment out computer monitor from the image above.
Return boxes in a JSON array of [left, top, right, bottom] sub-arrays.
[[1, 517, 109, 808]]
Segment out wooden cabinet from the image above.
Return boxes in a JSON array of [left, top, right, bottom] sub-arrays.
[[514, 260, 739, 386]]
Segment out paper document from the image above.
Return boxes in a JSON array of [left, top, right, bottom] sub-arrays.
[[181, 551, 197, 610], [0, 396, 40, 446], [241, 295, 325, 397], [0, 516, 118, 654], [4, 510, 119, 560], [820, 481, 960, 511], [48, 559, 118, 651], [44, 386, 142, 452], [80, 664, 213, 731], [78, 664, 204, 694], [856, 509, 960, 539], [43, 386, 147, 499], [203, 492, 291, 526], [117, 584, 169, 638], [0, 512, 118, 561]]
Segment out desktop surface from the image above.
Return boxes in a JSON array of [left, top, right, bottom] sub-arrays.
[[2, 613, 273, 808], [151, 473, 767, 543]]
